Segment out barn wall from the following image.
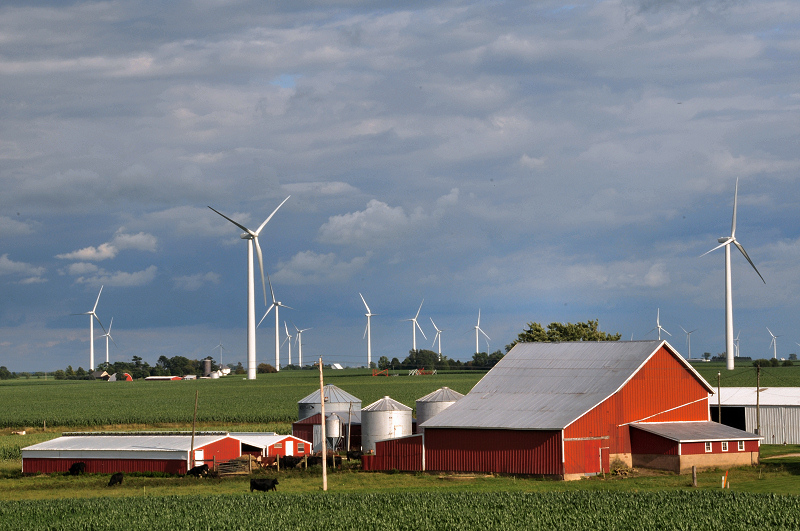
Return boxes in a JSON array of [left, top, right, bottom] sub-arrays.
[[744, 406, 800, 445], [424, 429, 562, 475], [267, 437, 312, 457], [565, 346, 710, 458], [197, 437, 240, 465], [22, 458, 186, 475], [563, 438, 607, 475], [362, 435, 424, 472], [629, 428, 679, 456], [681, 440, 759, 455], [293, 415, 361, 452]]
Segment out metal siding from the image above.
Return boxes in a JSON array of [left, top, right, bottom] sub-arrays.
[[745, 406, 800, 444], [197, 437, 240, 464], [424, 429, 562, 475], [363, 435, 424, 472], [22, 458, 186, 475], [629, 428, 679, 455]]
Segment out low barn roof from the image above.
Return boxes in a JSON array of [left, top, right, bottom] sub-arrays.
[[22, 433, 229, 453], [631, 421, 762, 442], [230, 433, 310, 449], [421, 340, 713, 431], [716, 387, 800, 407]]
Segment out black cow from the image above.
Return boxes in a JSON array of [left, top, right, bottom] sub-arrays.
[[186, 464, 209, 477], [279, 455, 302, 469], [108, 472, 124, 487], [250, 478, 278, 492], [69, 462, 86, 476]]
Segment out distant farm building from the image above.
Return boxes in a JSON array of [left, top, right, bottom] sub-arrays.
[[363, 341, 761, 479], [22, 432, 240, 475], [293, 411, 361, 452], [144, 376, 182, 381], [713, 387, 800, 444], [233, 433, 312, 459]]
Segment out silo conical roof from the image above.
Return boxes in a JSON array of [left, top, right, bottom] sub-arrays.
[[298, 384, 361, 405], [416, 386, 464, 403], [362, 396, 412, 412]]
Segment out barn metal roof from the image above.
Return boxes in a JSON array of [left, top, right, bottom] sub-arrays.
[[631, 421, 762, 442], [421, 340, 713, 431], [22, 434, 229, 453], [298, 384, 361, 405], [416, 387, 465, 403], [362, 396, 412, 412], [293, 411, 362, 425], [716, 387, 800, 407], [230, 433, 310, 449]]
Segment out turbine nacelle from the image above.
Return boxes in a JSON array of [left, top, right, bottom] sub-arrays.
[[240, 232, 252, 240]]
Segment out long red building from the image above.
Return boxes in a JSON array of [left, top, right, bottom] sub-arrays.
[[364, 341, 761, 478]]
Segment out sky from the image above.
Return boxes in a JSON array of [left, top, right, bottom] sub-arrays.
[[1, 0, 799, 373]]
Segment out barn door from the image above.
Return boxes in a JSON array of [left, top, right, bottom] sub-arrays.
[[600, 447, 610, 474], [194, 449, 204, 467], [313, 425, 322, 452], [285, 440, 293, 456], [583, 440, 601, 474]]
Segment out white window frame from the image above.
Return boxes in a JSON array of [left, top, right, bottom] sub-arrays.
[[721, 441, 728, 452], [738, 441, 745, 451], [705, 442, 712, 453]]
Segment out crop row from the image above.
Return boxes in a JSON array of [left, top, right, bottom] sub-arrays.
[[0, 490, 797, 530], [0, 371, 482, 428]]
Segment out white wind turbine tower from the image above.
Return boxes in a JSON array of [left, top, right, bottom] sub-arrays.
[[734, 331, 741, 358], [474, 309, 490, 354], [100, 317, 117, 366], [431, 318, 444, 360], [282, 322, 293, 366], [680, 326, 697, 359], [403, 300, 426, 352], [648, 308, 671, 341], [767, 327, 780, 359], [209, 196, 290, 380], [212, 338, 225, 368], [72, 285, 105, 371], [701, 179, 765, 371], [259, 272, 293, 371], [360, 293, 377, 367], [293, 323, 311, 367]]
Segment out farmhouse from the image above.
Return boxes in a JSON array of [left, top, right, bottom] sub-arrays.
[[21, 432, 241, 475], [712, 386, 800, 444], [363, 340, 761, 479]]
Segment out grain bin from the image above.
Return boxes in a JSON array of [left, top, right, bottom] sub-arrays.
[[416, 387, 464, 427], [297, 384, 361, 421], [361, 396, 412, 453]]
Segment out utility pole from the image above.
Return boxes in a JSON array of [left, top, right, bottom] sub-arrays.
[[319, 357, 327, 491], [756, 366, 761, 435], [717, 372, 721, 424], [190, 390, 198, 469]]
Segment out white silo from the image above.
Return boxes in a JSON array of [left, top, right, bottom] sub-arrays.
[[297, 384, 361, 421], [416, 387, 464, 427], [361, 396, 412, 453]]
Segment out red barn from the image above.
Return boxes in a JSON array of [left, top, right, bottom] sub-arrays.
[[21, 432, 241, 475], [232, 433, 312, 458], [367, 341, 760, 479]]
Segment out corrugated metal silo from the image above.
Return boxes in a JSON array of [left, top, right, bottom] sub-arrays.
[[297, 384, 361, 421], [416, 387, 464, 426], [361, 396, 412, 453]]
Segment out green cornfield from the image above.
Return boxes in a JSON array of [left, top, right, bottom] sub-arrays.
[[0, 370, 483, 428], [0, 490, 797, 530]]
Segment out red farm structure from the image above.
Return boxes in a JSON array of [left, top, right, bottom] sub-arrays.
[[233, 433, 312, 459], [21, 432, 241, 475], [364, 341, 761, 479]]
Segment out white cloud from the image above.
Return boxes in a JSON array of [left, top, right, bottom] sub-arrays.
[[56, 231, 157, 261], [112, 230, 158, 252], [0, 254, 46, 283], [0, 215, 34, 236], [274, 251, 370, 284], [56, 243, 118, 261], [67, 262, 99, 275], [75, 265, 158, 287], [282, 181, 359, 196], [519, 154, 546, 169], [318, 199, 415, 246], [173, 272, 221, 291]]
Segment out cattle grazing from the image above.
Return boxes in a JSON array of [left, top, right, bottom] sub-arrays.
[[69, 462, 86, 476], [108, 472, 124, 487], [186, 464, 209, 477], [250, 478, 278, 492], [279, 455, 302, 469], [346, 450, 363, 461]]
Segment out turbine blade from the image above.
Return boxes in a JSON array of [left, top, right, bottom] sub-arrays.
[[363, 322, 369, 340], [278, 303, 294, 311], [258, 305, 274, 328], [254, 237, 267, 305], [700, 240, 730, 258], [254, 196, 290, 236], [208, 206, 252, 235], [731, 178, 738, 238], [93, 314, 107, 334], [415, 320, 427, 340], [733, 240, 766, 284], [479, 327, 491, 341], [93, 285, 104, 312], [360, 293, 371, 313], [477, 308, 481, 327], [415, 299, 424, 319], [107, 317, 113, 333], [266, 272, 276, 303], [662, 328, 672, 337]]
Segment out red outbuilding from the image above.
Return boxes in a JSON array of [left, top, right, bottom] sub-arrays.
[[232, 433, 312, 458], [365, 340, 761, 479]]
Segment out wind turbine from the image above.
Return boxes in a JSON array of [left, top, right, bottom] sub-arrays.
[[403, 299, 426, 352], [648, 308, 671, 341], [701, 179, 765, 371], [72, 285, 105, 371], [474, 309, 490, 354], [209, 196, 290, 380], [293, 323, 311, 367], [212, 338, 225, 368], [100, 317, 117, 366], [767, 327, 780, 359], [258, 272, 293, 371], [360, 293, 377, 367], [734, 331, 741, 358], [282, 321, 293, 366], [680, 326, 697, 359], [430, 318, 444, 360]]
